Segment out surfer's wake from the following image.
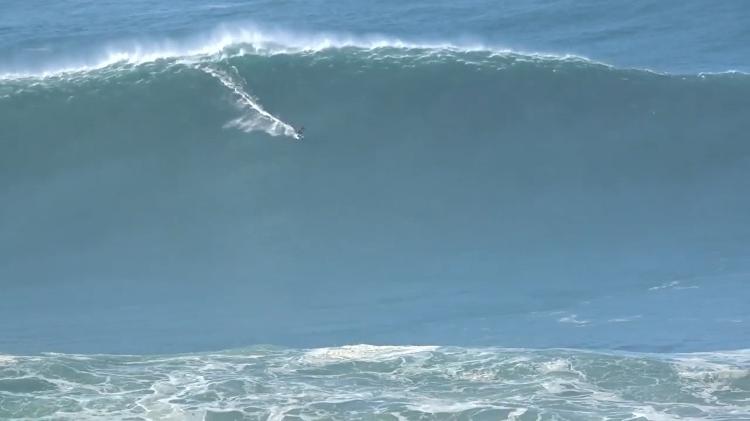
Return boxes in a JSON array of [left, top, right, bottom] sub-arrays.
[[200, 65, 300, 140]]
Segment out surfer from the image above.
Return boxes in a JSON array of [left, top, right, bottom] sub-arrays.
[[295, 126, 305, 140]]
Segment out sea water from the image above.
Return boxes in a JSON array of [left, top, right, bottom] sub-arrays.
[[1, 1, 749, 419]]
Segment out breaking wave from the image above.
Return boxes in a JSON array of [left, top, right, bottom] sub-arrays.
[[2, 29, 750, 361], [3, 40, 747, 144], [0, 26, 594, 78]]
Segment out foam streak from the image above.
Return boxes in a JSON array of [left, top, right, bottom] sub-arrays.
[[200, 65, 299, 140]]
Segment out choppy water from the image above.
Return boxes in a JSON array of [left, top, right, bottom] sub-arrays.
[[2, 345, 750, 420]]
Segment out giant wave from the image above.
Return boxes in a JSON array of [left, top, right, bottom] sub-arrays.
[[2, 36, 750, 355], [2, 39, 747, 143]]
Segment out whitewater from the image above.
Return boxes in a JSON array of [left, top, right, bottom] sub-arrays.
[[2, 345, 749, 420], [0, 29, 607, 143], [2, 1, 750, 419]]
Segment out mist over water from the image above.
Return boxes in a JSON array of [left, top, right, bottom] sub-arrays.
[[3, 0, 750, 74]]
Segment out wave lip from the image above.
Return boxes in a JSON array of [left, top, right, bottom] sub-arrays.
[[0, 24, 598, 80]]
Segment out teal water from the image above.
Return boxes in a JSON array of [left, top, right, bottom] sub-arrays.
[[1, 1, 750, 419], [2, 49, 749, 354], [2, 346, 750, 420]]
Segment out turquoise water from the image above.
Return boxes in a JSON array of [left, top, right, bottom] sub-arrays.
[[2, 346, 750, 420], [1, 1, 750, 419]]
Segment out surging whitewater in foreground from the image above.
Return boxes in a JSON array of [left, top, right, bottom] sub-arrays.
[[1, 345, 748, 420]]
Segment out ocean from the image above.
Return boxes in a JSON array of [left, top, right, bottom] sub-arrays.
[[1, 1, 749, 419]]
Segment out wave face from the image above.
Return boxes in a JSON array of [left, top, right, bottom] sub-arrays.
[[1, 345, 749, 420], [2, 47, 750, 355]]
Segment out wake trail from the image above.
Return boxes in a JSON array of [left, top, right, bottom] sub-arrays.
[[199, 65, 299, 140]]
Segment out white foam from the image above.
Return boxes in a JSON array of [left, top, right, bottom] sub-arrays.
[[538, 358, 578, 374], [200, 66, 299, 139], [0, 355, 17, 365], [507, 408, 527, 420], [0, 24, 593, 80], [670, 352, 750, 405], [674, 356, 750, 382], [558, 314, 590, 325], [3, 347, 750, 420], [648, 280, 699, 291], [303, 344, 438, 363], [608, 315, 643, 323], [630, 405, 684, 421], [540, 380, 568, 394], [649, 280, 681, 290], [407, 399, 487, 414], [717, 318, 743, 323]]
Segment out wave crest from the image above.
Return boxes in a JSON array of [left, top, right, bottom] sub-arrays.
[[0, 25, 594, 80]]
